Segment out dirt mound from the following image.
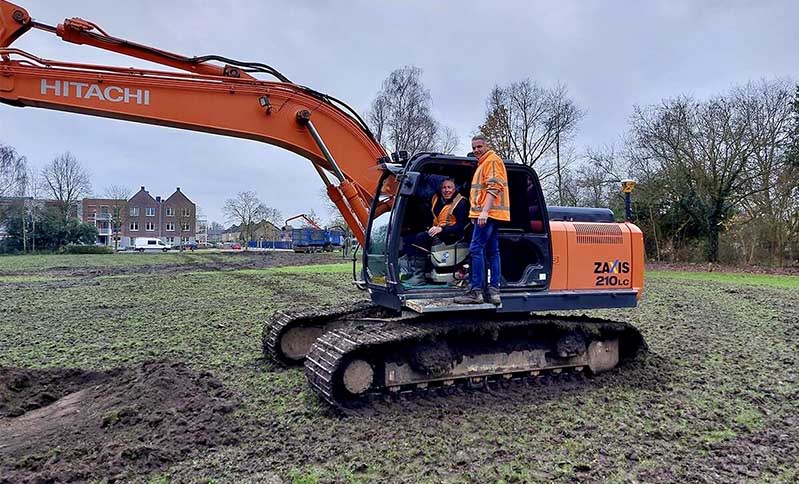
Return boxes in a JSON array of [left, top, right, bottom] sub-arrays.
[[0, 361, 240, 483]]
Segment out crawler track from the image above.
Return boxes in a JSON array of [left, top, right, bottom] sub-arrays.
[[304, 313, 646, 407], [262, 301, 390, 365]]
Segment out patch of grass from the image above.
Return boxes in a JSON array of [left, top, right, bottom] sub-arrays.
[[0, 252, 193, 274], [0, 275, 58, 283], [288, 467, 322, 484], [266, 262, 353, 274], [701, 428, 737, 447], [648, 269, 799, 289], [147, 474, 170, 484], [734, 407, 764, 433]]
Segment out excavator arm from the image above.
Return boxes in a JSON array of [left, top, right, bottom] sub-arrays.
[[0, 1, 390, 244]]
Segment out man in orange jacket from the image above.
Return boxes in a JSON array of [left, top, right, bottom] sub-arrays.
[[403, 177, 469, 286], [455, 135, 510, 305]]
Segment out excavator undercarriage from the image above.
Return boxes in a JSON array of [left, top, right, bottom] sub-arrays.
[[263, 304, 646, 407]]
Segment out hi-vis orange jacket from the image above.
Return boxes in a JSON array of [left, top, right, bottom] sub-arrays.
[[431, 193, 466, 227], [468, 150, 510, 221]]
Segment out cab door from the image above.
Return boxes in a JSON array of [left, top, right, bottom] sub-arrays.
[[362, 170, 402, 310]]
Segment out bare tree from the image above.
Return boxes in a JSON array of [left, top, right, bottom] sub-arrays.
[[438, 126, 460, 155], [789, 85, 799, 166], [0, 143, 27, 198], [103, 185, 130, 252], [478, 80, 582, 175], [539, 145, 579, 203], [570, 145, 628, 209], [367, 66, 459, 155], [734, 79, 797, 265], [302, 209, 321, 228], [627, 81, 795, 263], [223, 191, 281, 248], [40, 152, 91, 220], [261, 206, 283, 227]]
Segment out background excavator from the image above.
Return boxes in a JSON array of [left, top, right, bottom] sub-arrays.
[[0, 1, 645, 406]]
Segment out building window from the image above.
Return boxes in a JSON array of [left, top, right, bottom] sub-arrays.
[[100, 206, 109, 215], [181, 237, 189, 244], [182, 223, 191, 232], [166, 207, 174, 217], [166, 223, 175, 232], [146, 207, 156, 217], [182, 208, 191, 217], [166, 236, 174, 244], [129, 207, 139, 217], [146, 222, 155, 231], [129, 222, 139, 231]]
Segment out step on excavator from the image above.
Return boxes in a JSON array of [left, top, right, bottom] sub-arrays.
[[0, 1, 646, 407]]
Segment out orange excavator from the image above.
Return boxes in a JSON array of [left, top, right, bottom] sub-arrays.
[[1, 1, 645, 406]]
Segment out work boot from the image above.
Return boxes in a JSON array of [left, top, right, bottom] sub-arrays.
[[487, 286, 501, 305], [404, 256, 427, 287], [454, 288, 484, 304]]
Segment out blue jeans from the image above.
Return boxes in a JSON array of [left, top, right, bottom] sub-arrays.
[[469, 219, 501, 291]]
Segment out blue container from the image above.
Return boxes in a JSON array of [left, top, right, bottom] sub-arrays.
[[292, 228, 344, 252], [325, 230, 343, 246], [247, 240, 292, 249]]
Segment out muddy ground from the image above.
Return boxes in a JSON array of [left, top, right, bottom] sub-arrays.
[[2, 251, 346, 278], [1, 254, 797, 483], [0, 361, 240, 483]]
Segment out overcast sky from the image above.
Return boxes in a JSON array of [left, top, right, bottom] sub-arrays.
[[2, 0, 797, 225]]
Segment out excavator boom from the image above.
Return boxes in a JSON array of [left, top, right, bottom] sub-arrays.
[[0, 0, 388, 244]]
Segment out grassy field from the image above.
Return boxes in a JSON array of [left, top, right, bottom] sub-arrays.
[[1, 253, 798, 483]]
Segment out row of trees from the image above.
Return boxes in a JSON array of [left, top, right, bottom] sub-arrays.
[[626, 80, 798, 263], [2, 207, 98, 252], [549, 80, 797, 265], [1, 148, 93, 220], [361, 66, 799, 266], [363, 66, 583, 202], [0, 146, 110, 253]]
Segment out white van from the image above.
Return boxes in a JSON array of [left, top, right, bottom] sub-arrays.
[[133, 237, 172, 252]]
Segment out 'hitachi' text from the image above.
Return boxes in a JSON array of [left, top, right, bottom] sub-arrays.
[[40, 79, 150, 105]]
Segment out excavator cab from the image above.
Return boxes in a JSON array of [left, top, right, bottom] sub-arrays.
[[363, 153, 554, 312]]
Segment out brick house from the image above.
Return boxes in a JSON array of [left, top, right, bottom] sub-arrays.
[[81, 198, 115, 246], [82, 186, 197, 248], [122, 186, 196, 247], [221, 220, 282, 243]]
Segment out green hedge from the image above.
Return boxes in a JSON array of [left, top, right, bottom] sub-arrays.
[[61, 245, 114, 255]]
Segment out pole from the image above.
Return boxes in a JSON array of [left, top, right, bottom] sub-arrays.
[[621, 179, 636, 222]]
